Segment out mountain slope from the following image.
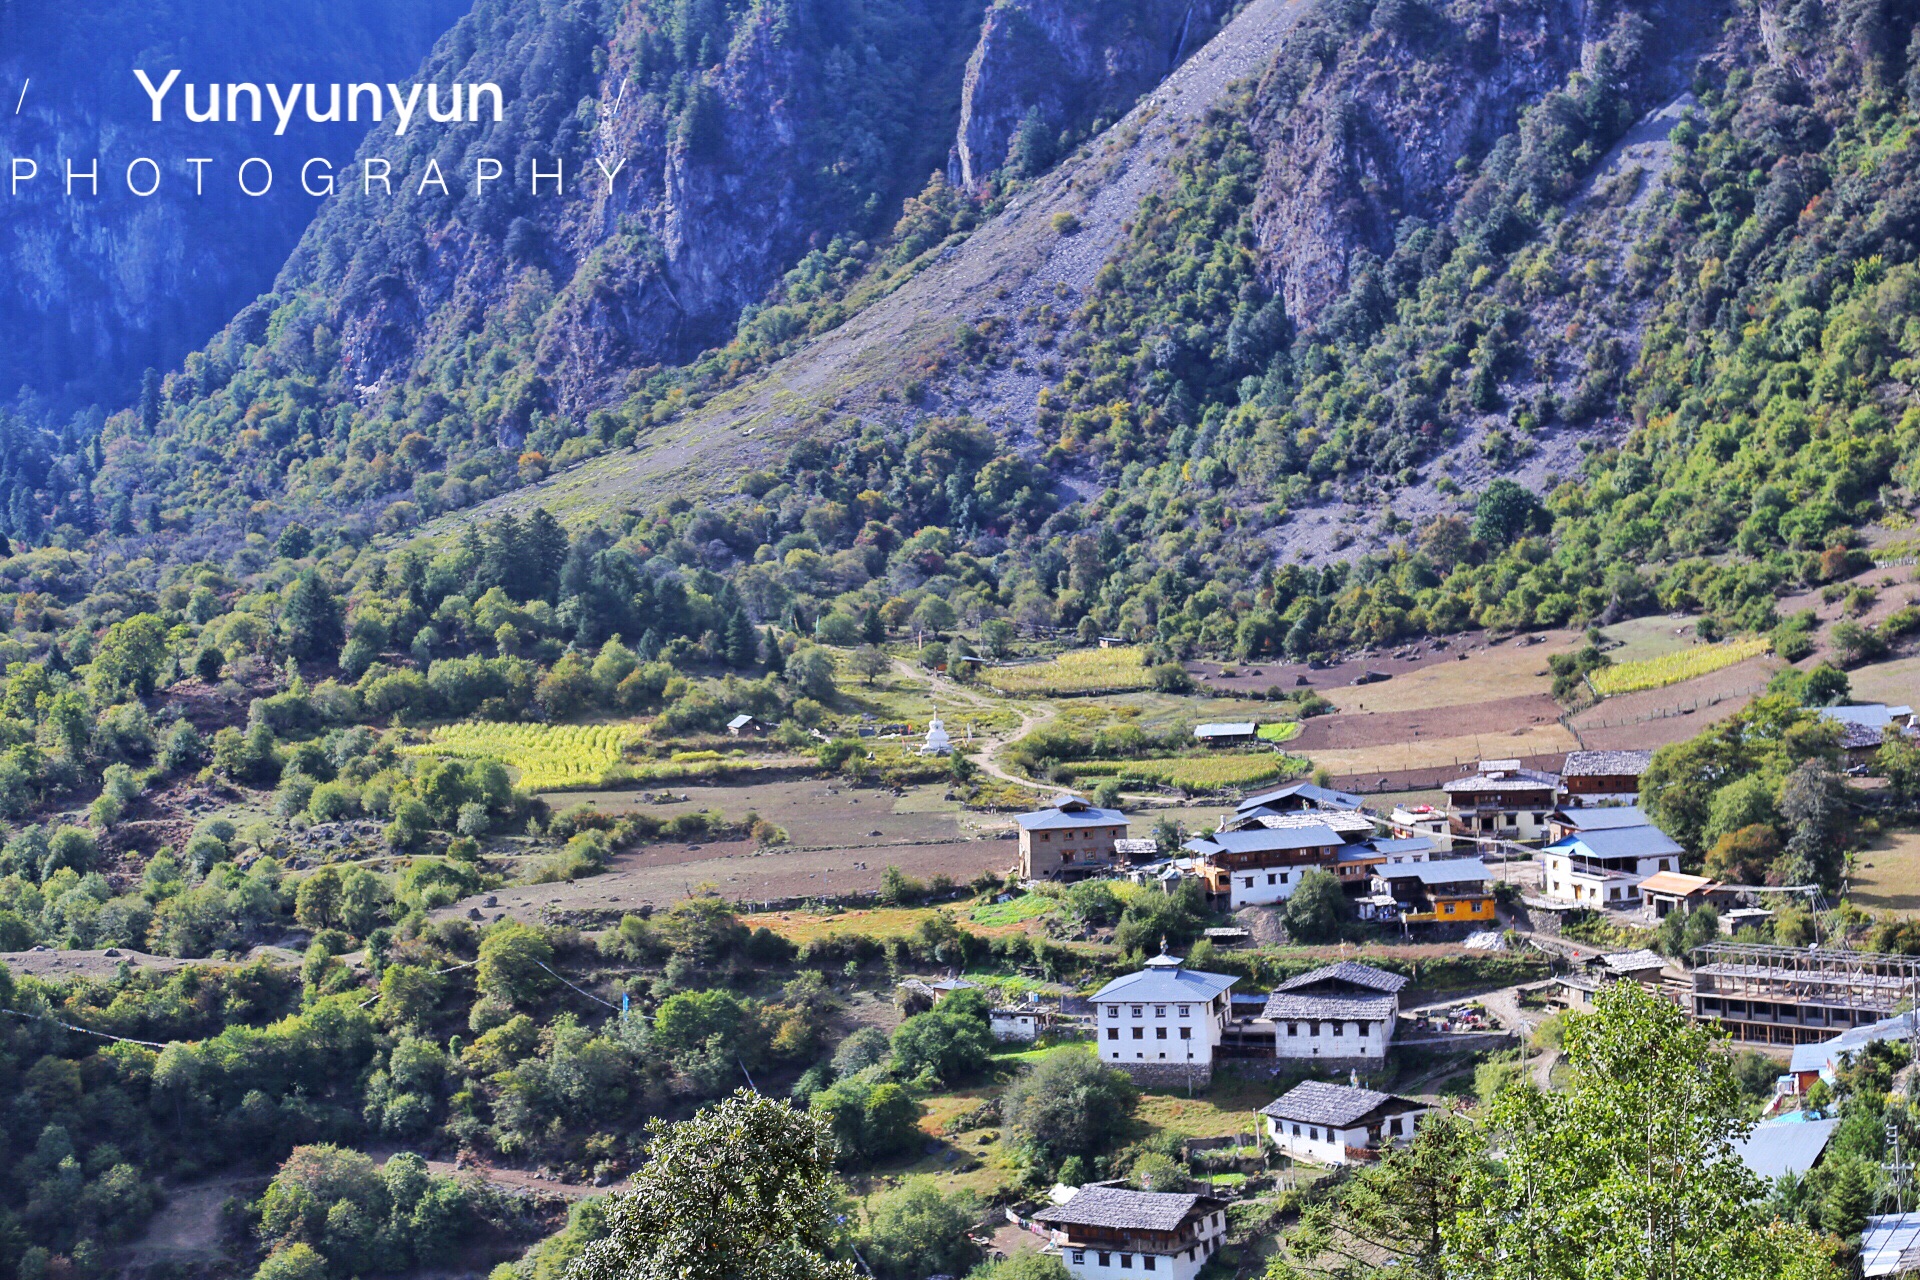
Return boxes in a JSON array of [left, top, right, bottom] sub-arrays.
[[0, 0, 471, 412]]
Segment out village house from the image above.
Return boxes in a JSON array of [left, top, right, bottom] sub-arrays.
[[1031, 1186, 1229, 1280], [1092, 951, 1237, 1087], [1184, 824, 1345, 907], [1228, 806, 1379, 844], [1638, 870, 1734, 919], [1552, 948, 1668, 1010], [1539, 821, 1684, 907], [1820, 703, 1918, 768], [1234, 780, 1367, 814], [1364, 857, 1496, 925], [1193, 722, 1257, 746], [1260, 1079, 1428, 1165], [725, 714, 762, 736], [1545, 804, 1655, 843], [1558, 749, 1653, 805], [1442, 761, 1562, 843], [1016, 795, 1129, 882], [1333, 836, 1432, 895], [1261, 961, 1407, 1062], [990, 1004, 1047, 1042], [1786, 1010, 1919, 1094], [1388, 803, 1455, 852]]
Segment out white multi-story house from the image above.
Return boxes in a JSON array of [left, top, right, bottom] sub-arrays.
[[1442, 761, 1562, 843], [1539, 822, 1684, 907], [1389, 804, 1455, 853], [1031, 1187, 1229, 1280], [1260, 1080, 1428, 1165], [1261, 961, 1408, 1063], [1184, 824, 1345, 907], [1091, 952, 1236, 1087]]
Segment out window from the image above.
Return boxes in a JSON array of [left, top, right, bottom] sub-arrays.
[[1120, 1255, 1133, 1269], [1131, 1006, 1142, 1017], [1132, 1026, 1143, 1039], [1287, 1022, 1298, 1036], [1532, 812, 1545, 823], [1280, 871, 1290, 883], [1107, 1027, 1118, 1040], [1332, 1022, 1343, 1036], [1099, 1253, 1111, 1267], [1072, 1252, 1085, 1264], [1243, 876, 1253, 888], [1107, 1005, 1118, 1017], [1154, 1005, 1166, 1017], [1156, 1026, 1167, 1039], [1310, 1127, 1320, 1140], [1144, 1257, 1156, 1272], [1179, 1026, 1190, 1039], [1291, 1123, 1300, 1136], [1178, 1005, 1190, 1016], [1357, 1021, 1370, 1036]]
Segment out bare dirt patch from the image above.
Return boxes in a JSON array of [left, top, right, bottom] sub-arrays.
[[546, 779, 994, 847], [1316, 632, 1579, 715], [439, 837, 1017, 923], [1292, 694, 1566, 753], [0, 945, 301, 981], [118, 1173, 264, 1268]]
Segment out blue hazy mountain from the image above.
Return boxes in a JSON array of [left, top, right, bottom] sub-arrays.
[[0, 0, 472, 413]]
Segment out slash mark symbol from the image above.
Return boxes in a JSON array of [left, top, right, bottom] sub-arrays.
[[13, 80, 26, 115]]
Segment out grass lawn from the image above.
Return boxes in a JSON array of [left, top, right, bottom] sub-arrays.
[[1317, 634, 1575, 714], [969, 894, 1060, 927], [1135, 1072, 1276, 1138], [1599, 616, 1703, 663], [1849, 654, 1920, 707], [1850, 829, 1920, 914]]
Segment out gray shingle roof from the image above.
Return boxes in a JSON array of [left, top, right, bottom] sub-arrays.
[[1598, 949, 1666, 974], [1031, 1187, 1218, 1232], [1443, 768, 1560, 794], [1259, 1079, 1420, 1127], [1274, 961, 1409, 995], [1560, 750, 1653, 778], [1262, 992, 1398, 1020], [1233, 809, 1378, 837]]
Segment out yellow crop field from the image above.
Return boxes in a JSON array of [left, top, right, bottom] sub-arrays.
[[1064, 754, 1306, 792], [981, 647, 1154, 695], [404, 721, 638, 791], [1587, 637, 1771, 697]]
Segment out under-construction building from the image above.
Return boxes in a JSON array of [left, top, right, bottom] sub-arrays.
[[1690, 942, 1920, 1047]]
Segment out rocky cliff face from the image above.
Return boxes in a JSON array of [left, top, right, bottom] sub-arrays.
[[0, 0, 468, 412], [950, 0, 1228, 191], [1248, 0, 1725, 326], [284, 0, 986, 421]]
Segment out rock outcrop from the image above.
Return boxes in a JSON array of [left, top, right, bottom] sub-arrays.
[[950, 0, 1228, 191]]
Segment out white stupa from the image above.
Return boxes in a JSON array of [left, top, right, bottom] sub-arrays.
[[919, 716, 953, 756]]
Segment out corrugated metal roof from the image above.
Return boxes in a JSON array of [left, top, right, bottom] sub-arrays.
[[1789, 1011, 1919, 1075], [1443, 768, 1560, 794], [1552, 805, 1653, 830], [1598, 949, 1666, 974], [1731, 1117, 1839, 1181], [1860, 1211, 1920, 1276], [1547, 825, 1683, 860], [1194, 722, 1256, 737], [1372, 857, 1492, 886], [1184, 825, 1343, 855], [1016, 800, 1127, 830], [1090, 964, 1237, 1004]]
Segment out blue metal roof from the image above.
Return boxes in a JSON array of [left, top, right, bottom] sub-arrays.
[[1546, 825, 1683, 861], [1790, 1011, 1918, 1075], [1090, 962, 1237, 1004], [1553, 805, 1651, 830], [1015, 800, 1127, 831], [1732, 1117, 1839, 1181], [1370, 837, 1434, 855], [1185, 825, 1343, 855], [1373, 857, 1492, 886], [1863, 1212, 1920, 1276]]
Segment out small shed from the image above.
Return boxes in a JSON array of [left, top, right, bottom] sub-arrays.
[[1194, 722, 1258, 746], [726, 714, 761, 736]]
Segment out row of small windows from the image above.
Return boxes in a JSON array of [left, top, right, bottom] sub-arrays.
[[1105, 1005, 1192, 1018], [1108, 1026, 1192, 1040], [1284, 1020, 1373, 1037]]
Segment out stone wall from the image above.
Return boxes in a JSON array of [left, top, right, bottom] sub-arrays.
[[1115, 1059, 1213, 1089]]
